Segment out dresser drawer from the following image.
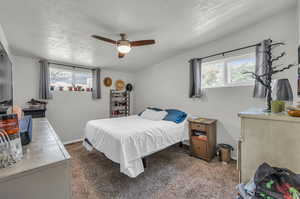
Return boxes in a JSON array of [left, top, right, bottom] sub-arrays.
[[190, 122, 207, 131]]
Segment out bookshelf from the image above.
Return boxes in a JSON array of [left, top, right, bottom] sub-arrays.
[[110, 90, 130, 118]]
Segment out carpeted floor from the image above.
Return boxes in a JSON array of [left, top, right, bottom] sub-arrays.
[[66, 142, 238, 199]]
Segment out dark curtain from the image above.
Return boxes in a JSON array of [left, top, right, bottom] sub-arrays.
[[39, 60, 52, 100], [92, 68, 101, 99], [253, 39, 272, 98], [189, 58, 202, 98]]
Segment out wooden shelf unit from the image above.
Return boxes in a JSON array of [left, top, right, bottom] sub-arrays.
[[110, 90, 130, 118], [188, 118, 217, 162]]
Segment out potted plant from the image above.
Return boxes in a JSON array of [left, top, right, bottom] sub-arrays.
[[86, 88, 91, 92], [68, 86, 73, 91], [77, 86, 82, 91], [50, 85, 55, 91], [59, 86, 64, 91]]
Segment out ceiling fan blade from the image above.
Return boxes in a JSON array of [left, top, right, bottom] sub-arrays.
[[91, 35, 116, 44], [118, 52, 125, 58], [130, 40, 155, 47]]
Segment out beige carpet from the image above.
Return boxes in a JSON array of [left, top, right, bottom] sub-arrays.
[[66, 142, 238, 199]]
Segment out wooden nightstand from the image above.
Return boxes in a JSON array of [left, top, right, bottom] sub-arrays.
[[188, 117, 217, 161]]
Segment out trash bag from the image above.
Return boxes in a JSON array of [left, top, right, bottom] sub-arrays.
[[253, 163, 300, 199]]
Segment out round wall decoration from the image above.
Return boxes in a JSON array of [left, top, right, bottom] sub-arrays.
[[115, 80, 125, 91], [126, 83, 133, 92], [103, 77, 112, 87]]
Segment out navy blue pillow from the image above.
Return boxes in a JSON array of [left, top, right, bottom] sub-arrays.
[[163, 109, 187, 123], [138, 107, 163, 116]]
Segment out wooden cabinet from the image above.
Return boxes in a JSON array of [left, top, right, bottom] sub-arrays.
[[188, 118, 217, 161]]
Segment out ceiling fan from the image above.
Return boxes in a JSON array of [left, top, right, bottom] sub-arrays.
[[92, 33, 155, 58]]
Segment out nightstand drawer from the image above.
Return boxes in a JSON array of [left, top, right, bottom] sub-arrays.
[[191, 138, 207, 156], [190, 123, 207, 131]]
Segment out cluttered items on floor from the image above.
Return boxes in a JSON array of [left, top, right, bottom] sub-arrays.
[[237, 163, 300, 199]]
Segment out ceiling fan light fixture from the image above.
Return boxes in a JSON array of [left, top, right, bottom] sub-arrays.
[[92, 33, 155, 58], [117, 41, 131, 54]]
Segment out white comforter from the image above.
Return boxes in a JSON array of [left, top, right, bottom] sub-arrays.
[[84, 115, 188, 178]]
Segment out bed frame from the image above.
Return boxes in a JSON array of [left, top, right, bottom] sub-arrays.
[[85, 138, 184, 169], [140, 141, 184, 168]]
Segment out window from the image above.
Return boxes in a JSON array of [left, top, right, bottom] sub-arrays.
[[49, 65, 92, 91], [202, 54, 255, 88]]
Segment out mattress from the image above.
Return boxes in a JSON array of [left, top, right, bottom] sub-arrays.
[[83, 115, 188, 178]]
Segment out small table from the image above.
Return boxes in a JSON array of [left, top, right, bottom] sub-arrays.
[[22, 106, 46, 118], [188, 117, 217, 161]]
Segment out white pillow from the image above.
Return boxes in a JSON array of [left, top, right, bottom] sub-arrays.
[[140, 109, 168, 121]]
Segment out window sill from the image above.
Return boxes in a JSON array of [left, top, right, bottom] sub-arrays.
[[50, 90, 92, 93], [203, 83, 254, 89]]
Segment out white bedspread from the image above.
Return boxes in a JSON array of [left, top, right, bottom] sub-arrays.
[[84, 115, 188, 178]]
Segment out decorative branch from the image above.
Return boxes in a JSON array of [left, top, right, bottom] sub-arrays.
[[272, 64, 283, 70], [270, 42, 285, 48], [272, 64, 295, 75], [271, 52, 285, 63], [242, 40, 292, 112], [243, 72, 268, 87]]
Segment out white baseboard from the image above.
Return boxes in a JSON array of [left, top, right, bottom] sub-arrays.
[[63, 138, 83, 145]]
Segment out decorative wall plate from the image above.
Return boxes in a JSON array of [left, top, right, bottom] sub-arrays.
[[115, 80, 125, 91], [104, 77, 112, 87], [126, 83, 133, 92]]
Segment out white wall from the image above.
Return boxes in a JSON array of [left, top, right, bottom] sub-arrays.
[[134, 9, 298, 158], [0, 24, 11, 58], [297, 0, 300, 101], [13, 55, 135, 143]]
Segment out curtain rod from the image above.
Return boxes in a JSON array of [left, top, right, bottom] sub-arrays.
[[39, 60, 97, 70], [189, 41, 284, 62]]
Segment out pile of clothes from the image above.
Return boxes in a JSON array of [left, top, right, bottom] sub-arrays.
[[237, 163, 300, 199]]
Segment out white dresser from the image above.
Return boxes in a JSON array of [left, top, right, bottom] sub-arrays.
[[238, 109, 300, 183], [0, 118, 71, 199]]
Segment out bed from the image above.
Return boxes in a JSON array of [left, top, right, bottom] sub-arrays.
[[83, 115, 188, 178]]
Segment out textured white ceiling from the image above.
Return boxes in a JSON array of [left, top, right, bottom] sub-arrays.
[[0, 0, 296, 71]]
